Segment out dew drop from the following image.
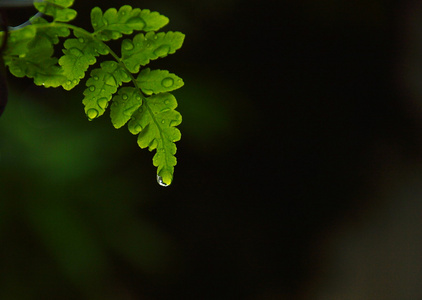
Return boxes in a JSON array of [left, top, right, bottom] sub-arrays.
[[127, 17, 146, 30], [105, 76, 117, 86], [161, 120, 165, 124], [69, 47, 84, 57], [134, 125, 142, 133], [111, 32, 120, 39], [153, 45, 170, 57], [66, 80, 72, 86], [164, 100, 170, 105], [136, 95, 142, 101], [161, 77, 174, 88], [122, 72, 130, 81], [157, 174, 169, 187], [93, 75, 99, 81], [87, 108, 98, 120], [72, 79, 78, 85], [149, 139, 158, 150], [89, 58, 95, 64], [78, 37, 84, 43], [124, 106, 136, 116], [122, 94, 128, 100], [97, 97, 108, 109], [143, 89, 153, 95], [89, 85, 96, 92], [122, 40, 134, 51], [170, 120, 179, 127], [145, 42, 152, 48]]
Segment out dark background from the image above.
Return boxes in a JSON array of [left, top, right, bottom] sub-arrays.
[[1, 0, 422, 299]]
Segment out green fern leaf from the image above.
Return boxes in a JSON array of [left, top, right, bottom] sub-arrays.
[[110, 87, 143, 129], [3, 1, 185, 185], [91, 6, 169, 41], [34, 0, 77, 22], [4, 25, 68, 87], [4, 26, 36, 56], [127, 93, 182, 186], [59, 31, 109, 90], [82, 61, 131, 120], [31, 17, 71, 44], [137, 68, 184, 95], [121, 31, 185, 73]]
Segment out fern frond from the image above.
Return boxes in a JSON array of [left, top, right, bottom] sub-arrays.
[[110, 87, 143, 129], [137, 68, 184, 96], [127, 93, 182, 186], [91, 6, 169, 41], [83, 61, 131, 119], [4, 22, 69, 87], [59, 31, 109, 90], [121, 31, 185, 73], [34, 0, 77, 22], [2, 1, 185, 186]]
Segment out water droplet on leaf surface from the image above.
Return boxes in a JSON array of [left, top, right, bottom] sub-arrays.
[[154, 45, 170, 57], [89, 85, 96, 92], [111, 32, 120, 39], [127, 17, 146, 30], [87, 108, 98, 120], [122, 40, 134, 51], [105, 76, 117, 86], [134, 125, 142, 133], [143, 88, 153, 95], [69, 47, 84, 57], [161, 77, 174, 88], [157, 174, 169, 187], [170, 120, 179, 127], [97, 98, 108, 109]]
